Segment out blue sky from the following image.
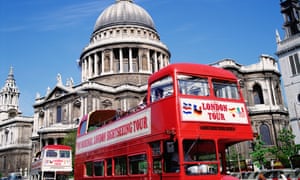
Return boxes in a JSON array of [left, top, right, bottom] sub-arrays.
[[0, 0, 284, 116]]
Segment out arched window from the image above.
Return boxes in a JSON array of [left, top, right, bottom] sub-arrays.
[[253, 84, 264, 104], [260, 124, 272, 145]]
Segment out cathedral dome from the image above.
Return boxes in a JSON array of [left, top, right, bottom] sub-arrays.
[[94, 0, 156, 32]]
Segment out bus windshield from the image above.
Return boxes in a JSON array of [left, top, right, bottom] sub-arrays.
[[60, 150, 71, 158], [178, 75, 210, 96], [213, 80, 240, 99], [183, 139, 218, 175]]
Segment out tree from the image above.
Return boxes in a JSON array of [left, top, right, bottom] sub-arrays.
[[62, 129, 77, 175], [269, 128, 299, 168], [250, 135, 269, 169], [227, 144, 246, 172]]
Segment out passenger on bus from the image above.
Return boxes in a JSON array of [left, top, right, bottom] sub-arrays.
[[155, 88, 163, 100]]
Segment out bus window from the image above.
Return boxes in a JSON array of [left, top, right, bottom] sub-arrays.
[[114, 156, 127, 176], [59, 150, 70, 158], [178, 75, 209, 96], [46, 150, 58, 157], [150, 141, 161, 156], [94, 161, 104, 176], [183, 139, 218, 175], [106, 158, 112, 176], [183, 139, 216, 161], [150, 76, 173, 102], [150, 141, 162, 174], [79, 120, 87, 135], [153, 159, 162, 174], [213, 80, 240, 99], [85, 161, 93, 176], [129, 154, 147, 175]]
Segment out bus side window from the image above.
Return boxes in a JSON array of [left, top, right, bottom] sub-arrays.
[[114, 156, 127, 176], [94, 161, 104, 176], [150, 76, 173, 102], [150, 141, 162, 174], [79, 120, 87, 135], [106, 158, 112, 176], [129, 154, 147, 175], [85, 161, 93, 176]]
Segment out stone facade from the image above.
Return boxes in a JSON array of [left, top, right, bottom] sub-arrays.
[[212, 55, 289, 159], [276, 0, 300, 145], [0, 67, 33, 177]]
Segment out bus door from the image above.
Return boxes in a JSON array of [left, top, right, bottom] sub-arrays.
[[149, 141, 163, 180], [149, 140, 182, 180]]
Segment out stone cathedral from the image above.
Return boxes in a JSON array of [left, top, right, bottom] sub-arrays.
[[31, 0, 170, 155]]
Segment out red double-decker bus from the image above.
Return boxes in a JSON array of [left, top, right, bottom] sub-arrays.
[[75, 63, 253, 180]]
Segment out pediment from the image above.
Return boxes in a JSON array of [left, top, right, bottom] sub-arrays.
[[45, 86, 71, 101]]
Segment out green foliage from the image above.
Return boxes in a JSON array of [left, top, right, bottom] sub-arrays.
[[227, 145, 247, 171], [277, 128, 297, 157], [227, 145, 239, 162], [250, 135, 268, 169], [62, 129, 77, 175], [267, 128, 299, 168]]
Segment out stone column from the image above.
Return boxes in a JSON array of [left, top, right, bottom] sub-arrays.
[[147, 50, 151, 72], [266, 79, 273, 106], [159, 53, 163, 69], [88, 55, 93, 78], [154, 51, 158, 72], [270, 79, 277, 105], [101, 51, 105, 74], [129, 48, 133, 72], [119, 48, 123, 73], [110, 50, 114, 72], [94, 53, 99, 76]]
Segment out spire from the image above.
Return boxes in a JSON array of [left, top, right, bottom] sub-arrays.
[[4, 66, 17, 88], [276, 29, 281, 43], [8, 66, 14, 79], [0, 66, 20, 115]]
